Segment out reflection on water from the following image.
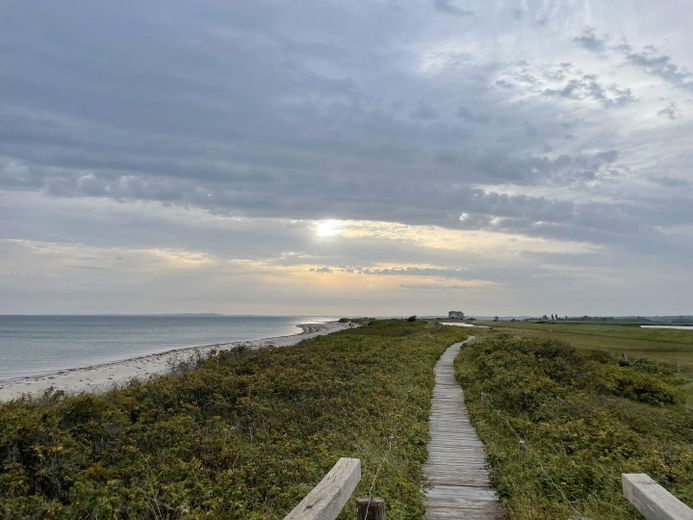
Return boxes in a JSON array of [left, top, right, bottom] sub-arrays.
[[640, 325, 693, 331]]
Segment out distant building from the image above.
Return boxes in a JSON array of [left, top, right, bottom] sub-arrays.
[[448, 311, 465, 320]]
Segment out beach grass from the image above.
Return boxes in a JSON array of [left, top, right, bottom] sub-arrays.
[[0, 320, 467, 519]]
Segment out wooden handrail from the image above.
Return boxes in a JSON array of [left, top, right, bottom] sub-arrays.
[[622, 473, 692, 520], [284, 458, 361, 520]]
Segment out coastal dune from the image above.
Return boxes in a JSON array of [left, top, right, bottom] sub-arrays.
[[0, 321, 354, 401]]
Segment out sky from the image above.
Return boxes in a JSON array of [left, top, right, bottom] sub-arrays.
[[1, 0, 692, 316]]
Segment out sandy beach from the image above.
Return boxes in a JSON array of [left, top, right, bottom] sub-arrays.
[[0, 321, 355, 401]]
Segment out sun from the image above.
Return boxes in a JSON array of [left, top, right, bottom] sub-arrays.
[[314, 219, 343, 238]]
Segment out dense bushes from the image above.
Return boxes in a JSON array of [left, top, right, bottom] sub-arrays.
[[456, 333, 692, 519], [0, 321, 466, 519]]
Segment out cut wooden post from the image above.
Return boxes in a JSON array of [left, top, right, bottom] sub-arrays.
[[480, 392, 489, 407], [284, 458, 361, 520], [622, 473, 692, 520], [519, 439, 526, 460], [356, 496, 385, 520]]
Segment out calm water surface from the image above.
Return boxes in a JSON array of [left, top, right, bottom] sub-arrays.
[[0, 315, 332, 380], [640, 325, 693, 331]]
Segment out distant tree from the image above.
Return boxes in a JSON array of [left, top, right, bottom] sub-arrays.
[[542, 315, 548, 320], [448, 311, 465, 320], [407, 315, 417, 322], [493, 316, 499, 322]]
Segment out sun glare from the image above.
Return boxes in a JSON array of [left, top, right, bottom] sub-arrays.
[[314, 219, 343, 238]]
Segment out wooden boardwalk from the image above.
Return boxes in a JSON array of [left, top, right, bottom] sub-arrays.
[[423, 337, 505, 519]]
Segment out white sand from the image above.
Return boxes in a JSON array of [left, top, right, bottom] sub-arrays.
[[0, 321, 356, 401]]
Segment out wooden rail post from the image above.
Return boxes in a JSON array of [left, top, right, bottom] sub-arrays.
[[284, 458, 361, 520], [356, 496, 385, 520], [622, 473, 692, 520]]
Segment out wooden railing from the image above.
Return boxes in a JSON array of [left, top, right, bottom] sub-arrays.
[[284, 463, 692, 519], [284, 458, 362, 520], [622, 473, 692, 520]]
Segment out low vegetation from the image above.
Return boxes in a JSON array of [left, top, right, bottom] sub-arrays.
[[478, 320, 693, 404], [477, 320, 693, 367], [0, 320, 467, 519], [456, 331, 693, 519]]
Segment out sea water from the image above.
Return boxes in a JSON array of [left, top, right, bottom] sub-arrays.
[[0, 315, 332, 380], [640, 325, 693, 331]]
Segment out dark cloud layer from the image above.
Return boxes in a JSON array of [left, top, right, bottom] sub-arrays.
[[0, 2, 690, 238]]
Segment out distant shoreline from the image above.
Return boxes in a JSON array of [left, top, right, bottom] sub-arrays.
[[0, 321, 354, 401]]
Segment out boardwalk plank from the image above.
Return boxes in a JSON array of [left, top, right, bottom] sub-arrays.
[[424, 337, 505, 520]]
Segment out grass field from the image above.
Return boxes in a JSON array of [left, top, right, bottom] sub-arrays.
[[455, 323, 693, 519], [0, 320, 467, 519], [475, 321, 693, 404]]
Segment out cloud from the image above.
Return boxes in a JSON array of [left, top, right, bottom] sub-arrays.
[[432, 0, 474, 17], [572, 28, 693, 92], [346, 265, 468, 276], [657, 102, 679, 120], [542, 75, 634, 107], [400, 282, 487, 290], [0, 1, 692, 314], [411, 100, 440, 120], [0, 147, 621, 229], [497, 62, 634, 108], [649, 174, 687, 188], [456, 106, 490, 123], [573, 28, 607, 52], [625, 46, 693, 91]]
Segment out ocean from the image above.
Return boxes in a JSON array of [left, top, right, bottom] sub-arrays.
[[0, 315, 332, 380]]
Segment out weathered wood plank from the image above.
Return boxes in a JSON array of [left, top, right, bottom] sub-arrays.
[[424, 337, 505, 519], [425, 505, 506, 519], [622, 473, 692, 520], [284, 457, 361, 520]]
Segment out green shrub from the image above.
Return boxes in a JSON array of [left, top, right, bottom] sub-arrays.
[[0, 320, 467, 519], [455, 335, 692, 519], [595, 365, 680, 405]]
